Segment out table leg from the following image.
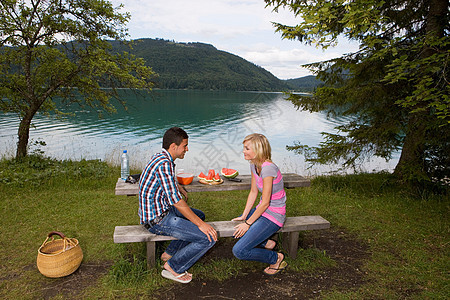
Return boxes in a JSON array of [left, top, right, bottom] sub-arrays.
[[146, 241, 156, 268], [281, 232, 299, 259]]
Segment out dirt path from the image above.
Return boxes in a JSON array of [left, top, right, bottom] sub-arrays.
[[154, 229, 370, 299], [39, 228, 370, 299]]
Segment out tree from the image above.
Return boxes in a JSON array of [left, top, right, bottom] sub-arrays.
[[265, 0, 449, 185], [0, 0, 156, 158]]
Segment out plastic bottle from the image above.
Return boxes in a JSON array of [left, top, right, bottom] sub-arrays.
[[120, 150, 129, 180]]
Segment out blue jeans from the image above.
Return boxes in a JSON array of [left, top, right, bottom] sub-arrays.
[[147, 206, 215, 273], [232, 208, 280, 265]]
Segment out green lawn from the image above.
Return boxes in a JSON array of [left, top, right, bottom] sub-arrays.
[[0, 156, 448, 299]]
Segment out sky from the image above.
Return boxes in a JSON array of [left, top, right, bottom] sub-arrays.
[[110, 0, 359, 80]]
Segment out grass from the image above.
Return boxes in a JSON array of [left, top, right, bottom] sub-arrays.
[[0, 156, 448, 299]]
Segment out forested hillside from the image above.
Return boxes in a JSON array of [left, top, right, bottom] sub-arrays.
[[110, 38, 290, 91], [284, 75, 323, 92]]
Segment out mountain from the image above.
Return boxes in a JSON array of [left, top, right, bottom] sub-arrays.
[[109, 38, 289, 91], [283, 75, 323, 92]]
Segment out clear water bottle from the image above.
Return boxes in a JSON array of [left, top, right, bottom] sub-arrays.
[[120, 150, 129, 180]]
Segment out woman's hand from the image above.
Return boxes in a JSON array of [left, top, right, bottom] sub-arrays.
[[232, 216, 245, 221], [233, 222, 250, 238]]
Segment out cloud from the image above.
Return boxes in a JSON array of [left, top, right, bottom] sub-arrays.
[[238, 45, 354, 79], [111, 0, 359, 79], [117, 0, 271, 39]]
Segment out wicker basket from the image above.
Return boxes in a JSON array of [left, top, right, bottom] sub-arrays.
[[37, 231, 83, 278]]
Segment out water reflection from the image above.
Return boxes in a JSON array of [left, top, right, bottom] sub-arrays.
[[0, 90, 398, 175]]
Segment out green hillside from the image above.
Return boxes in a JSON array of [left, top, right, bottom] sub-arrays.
[[284, 75, 323, 92], [110, 38, 289, 91]]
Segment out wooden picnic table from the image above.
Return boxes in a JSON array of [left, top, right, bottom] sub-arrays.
[[115, 173, 311, 196], [114, 173, 324, 269]]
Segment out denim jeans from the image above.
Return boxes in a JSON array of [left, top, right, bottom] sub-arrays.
[[232, 208, 280, 265], [147, 206, 215, 273]]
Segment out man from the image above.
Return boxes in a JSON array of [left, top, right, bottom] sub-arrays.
[[139, 127, 217, 283]]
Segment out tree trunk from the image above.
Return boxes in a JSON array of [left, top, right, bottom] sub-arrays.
[[393, 0, 447, 183], [16, 102, 41, 159], [393, 112, 428, 182], [16, 114, 33, 159]]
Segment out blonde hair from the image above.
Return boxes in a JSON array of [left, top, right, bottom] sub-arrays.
[[243, 133, 272, 169]]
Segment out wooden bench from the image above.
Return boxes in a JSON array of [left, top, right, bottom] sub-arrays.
[[114, 215, 330, 268]]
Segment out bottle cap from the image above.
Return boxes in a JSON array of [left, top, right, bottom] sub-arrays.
[[123, 150, 127, 153]]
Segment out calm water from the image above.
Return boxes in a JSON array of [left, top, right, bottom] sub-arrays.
[[0, 90, 398, 176]]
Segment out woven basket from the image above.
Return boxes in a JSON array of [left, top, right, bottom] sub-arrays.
[[37, 231, 83, 278]]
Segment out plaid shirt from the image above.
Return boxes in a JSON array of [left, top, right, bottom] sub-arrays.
[[138, 149, 182, 224]]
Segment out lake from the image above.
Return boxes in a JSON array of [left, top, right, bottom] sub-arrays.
[[0, 89, 398, 176]]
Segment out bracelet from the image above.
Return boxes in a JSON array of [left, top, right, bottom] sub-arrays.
[[245, 220, 252, 226]]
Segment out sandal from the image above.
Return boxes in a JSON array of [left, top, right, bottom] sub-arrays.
[[161, 269, 192, 283], [263, 253, 288, 275]]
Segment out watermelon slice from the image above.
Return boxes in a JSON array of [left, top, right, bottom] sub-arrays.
[[205, 173, 214, 182], [221, 168, 239, 179], [213, 173, 221, 182], [198, 172, 207, 180]]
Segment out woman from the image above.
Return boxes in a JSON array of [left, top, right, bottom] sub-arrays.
[[232, 133, 287, 275]]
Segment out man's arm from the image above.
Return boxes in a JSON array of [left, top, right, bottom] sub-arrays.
[[177, 183, 188, 202], [173, 200, 217, 242], [156, 161, 215, 240], [157, 164, 183, 206]]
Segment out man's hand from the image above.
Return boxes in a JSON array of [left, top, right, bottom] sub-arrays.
[[198, 222, 218, 242], [173, 200, 217, 242]]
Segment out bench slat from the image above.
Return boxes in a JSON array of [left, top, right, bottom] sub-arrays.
[[114, 225, 177, 243], [113, 216, 330, 243]]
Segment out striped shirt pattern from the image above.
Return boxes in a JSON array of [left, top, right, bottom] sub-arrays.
[[252, 162, 287, 227], [138, 149, 182, 224]]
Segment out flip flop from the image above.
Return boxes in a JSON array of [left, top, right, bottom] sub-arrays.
[[263, 260, 288, 275], [161, 269, 192, 283]]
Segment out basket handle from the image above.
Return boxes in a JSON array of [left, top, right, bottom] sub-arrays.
[[38, 231, 68, 254], [47, 231, 66, 239], [46, 231, 78, 249]]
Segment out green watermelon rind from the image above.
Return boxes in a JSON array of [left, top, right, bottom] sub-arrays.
[[221, 168, 239, 179], [197, 172, 207, 180], [213, 174, 221, 182]]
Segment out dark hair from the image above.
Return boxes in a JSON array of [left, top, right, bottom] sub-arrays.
[[162, 127, 188, 150]]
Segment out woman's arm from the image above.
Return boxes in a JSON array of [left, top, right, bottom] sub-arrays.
[[233, 175, 273, 238], [246, 176, 273, 224], [232, 173, 258, 221]]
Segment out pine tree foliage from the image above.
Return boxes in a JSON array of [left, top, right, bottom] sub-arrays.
[[266, 0, 449, 186]]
